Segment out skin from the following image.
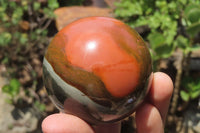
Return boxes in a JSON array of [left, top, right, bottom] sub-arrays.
[[42, 72, 173, 133]]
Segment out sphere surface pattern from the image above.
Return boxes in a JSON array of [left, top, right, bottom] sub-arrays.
[[43, 17, 153, 124]]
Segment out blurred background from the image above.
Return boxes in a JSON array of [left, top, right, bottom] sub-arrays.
[[0, 0, 200, 132]]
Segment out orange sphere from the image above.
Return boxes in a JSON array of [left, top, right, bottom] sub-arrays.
[[43, 17, 153, 124]]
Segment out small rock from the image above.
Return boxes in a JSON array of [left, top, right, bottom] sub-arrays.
[[19, 69, 31, 85], [19, 21, 30, 31], [54, 6, 113, 31], [32, 58, 41, 66], [176, 103, 200, 133]]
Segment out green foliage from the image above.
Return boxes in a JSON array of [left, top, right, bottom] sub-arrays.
[[0, 0, 59, 106], [183, 4, 200, 37], [184, 4, 200, 24], [115, 0, 200, 61], [48, 0, 59, 9], [186, 22, 200, 37], [34, 101, 46, 112], [0, 0, 59, 47], [115, 0, 200, 104], [148, 31, 175, 60], [174, 35, 200, 55], [43, 0, 59, 18], [33, 2, 41, 11], [180, 76, 200, 102], [0, 32, 12, 46], [2, 79, 21, 103]]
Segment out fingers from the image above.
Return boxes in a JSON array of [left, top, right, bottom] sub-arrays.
[[42, 113, 94, 133], [135, 103, 164, 133], [148, 72, 173, 123], [42, 72, 173, 133], [42, 113, 121, 133], [135, 72, 173, 133]]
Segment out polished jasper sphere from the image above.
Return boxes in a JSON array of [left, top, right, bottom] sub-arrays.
[[43, 17, 153, 124]]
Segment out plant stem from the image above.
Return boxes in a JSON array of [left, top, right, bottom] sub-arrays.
[[184, 38, 194, 76], [184, 51, 191, 76], [170, 51, 184, 115]]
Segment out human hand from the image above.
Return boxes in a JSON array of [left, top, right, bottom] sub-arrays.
[[42, 72, 173, 133]]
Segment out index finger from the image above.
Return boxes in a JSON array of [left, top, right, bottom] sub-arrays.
[[148, 72, 174, 123]]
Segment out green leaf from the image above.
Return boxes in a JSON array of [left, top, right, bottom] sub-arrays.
[[1, 13, 9, 22], [155, 1, 167, 7], [9, 79, 20, 96], [19, 33, 28, 45], [181, 76, 200, 100], [114, 1, 142, 17], [48, 0, 59, 9], [186, 8, 200, 23], [33, 2, 41, 11], [184, 4, 199, 16], [148, 12, 162, 29], [184, 4, 200, 23], [2, 85, 11, 94], [9, 1, 17, 8], [0, 32, 12, 46], [11, 7, 23, 25], [148, 31, 175, 59], [178, 0, 187, 5], [190, 90, 200, 99], [21, 0, 28, 7], [148, 32, 165, 49], [0, 1, 8, 12], [186, 21, 200, 37], [154, 44, 174, 59], [35, 29, 42, 34], [43, 8, 56, 18], [180, 90, 190, 102], [41, 30, 48, 36], [30, 32, 37, 40], [186, 45, 200, 52], [34, 101, 46, 112], [173, 35, 189, 50]]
